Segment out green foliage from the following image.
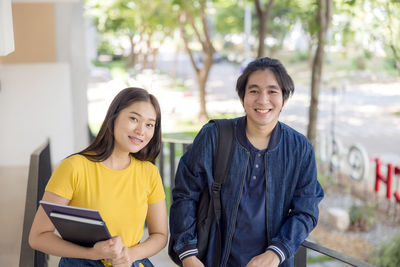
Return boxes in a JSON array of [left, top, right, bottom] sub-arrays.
[[373, 232, 400, 267], [288, 51, 309, 63], [97, 40, 118, 56], [384, 56, 399, 72], [163, 131, 198, 141], [317, 172, 329, 189], [91, 59, 129, 80], [307, 255, 333, 264], [349, 203, 377, 232], [208, 112, 242, 120], [214, 1, 244, 34]]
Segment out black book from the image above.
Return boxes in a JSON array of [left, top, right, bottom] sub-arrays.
[[40, 200, 112, 247]]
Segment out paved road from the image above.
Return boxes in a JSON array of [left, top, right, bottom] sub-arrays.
[[156, 51, 400, 165]]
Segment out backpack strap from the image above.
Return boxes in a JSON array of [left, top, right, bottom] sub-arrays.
[[209, 119, 235, 266], [210, 119, 235, 219]]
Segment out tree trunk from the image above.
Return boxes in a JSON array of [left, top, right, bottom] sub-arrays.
[[389, 45, 400, 74], [254, 0, 275, 58], [141, 32, 154, 70], [151, 47, 159, 71], [307, 37, 314, 67], [179, 2, 215, 121], [384, 2, 400, 75], [197, 55, 213, 122], [257, 14, 266, 58], [127, 35, 136, 67], [307, 0, 332, 148]]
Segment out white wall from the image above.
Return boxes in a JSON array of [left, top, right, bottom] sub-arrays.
[[0, 0, 15, 56], [0, 63, 74, 166], [55, 0, 89, 152]]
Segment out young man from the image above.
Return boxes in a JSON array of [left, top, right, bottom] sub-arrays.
[[169, 57, 324, 267]]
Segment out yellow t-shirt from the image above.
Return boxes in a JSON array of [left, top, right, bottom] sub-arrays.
[[45, 154, 165, 266]]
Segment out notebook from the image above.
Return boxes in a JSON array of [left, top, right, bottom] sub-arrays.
[[40, 200, 111, 247]]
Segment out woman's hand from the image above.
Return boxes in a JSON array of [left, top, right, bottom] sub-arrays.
[[109, 246, 132, 266], [92, 236, 125, 261], [110, 246, 132, 267]]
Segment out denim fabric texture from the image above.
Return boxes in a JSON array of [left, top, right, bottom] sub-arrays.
[[169, 117, 324, 267], [58, 257, 154, 267]]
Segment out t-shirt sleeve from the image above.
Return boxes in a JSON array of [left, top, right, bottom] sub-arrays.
[[148, 166, 165, 204], [45, 157, 77, 200]]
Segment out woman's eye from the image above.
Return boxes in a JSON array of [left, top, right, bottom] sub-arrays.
[[146, 123, 154, 128], [130, 117, 138, 122]]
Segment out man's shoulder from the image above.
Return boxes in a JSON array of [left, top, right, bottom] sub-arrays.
[[198, 117, 241, 137], [279, 122, 313, 147]]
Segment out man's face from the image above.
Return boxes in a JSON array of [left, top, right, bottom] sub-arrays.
[[242, 69, 285, 129]]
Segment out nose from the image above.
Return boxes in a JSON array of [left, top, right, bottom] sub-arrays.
[[256, 90, 270, 104], [134, 123, 145, 136]]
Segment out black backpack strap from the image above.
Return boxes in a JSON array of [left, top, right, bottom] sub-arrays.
[[209, 119, 235, 266], [210, 119, 235, 219]]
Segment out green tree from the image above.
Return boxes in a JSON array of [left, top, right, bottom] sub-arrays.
[[85, 0, 176, 69], [174, 0, 216, 121], [371, 0, 400, 73]]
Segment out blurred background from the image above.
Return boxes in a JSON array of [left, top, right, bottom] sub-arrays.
[[1, 0, 400, 266]]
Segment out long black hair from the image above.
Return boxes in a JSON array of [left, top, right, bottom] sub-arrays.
[[77, 87, 162, 163]]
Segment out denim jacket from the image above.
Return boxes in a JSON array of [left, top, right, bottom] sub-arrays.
[[169, 118, 324, 267]]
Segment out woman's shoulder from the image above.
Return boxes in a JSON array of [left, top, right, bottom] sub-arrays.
[[131, 156, 158, 170], [60, 154, 94, 169]]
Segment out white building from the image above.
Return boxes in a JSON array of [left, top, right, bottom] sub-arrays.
[[0, 0, 90, 265]]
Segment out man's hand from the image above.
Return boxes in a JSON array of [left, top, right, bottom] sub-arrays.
[[182, 256, 205, 267], [246, 250, 280, 267]]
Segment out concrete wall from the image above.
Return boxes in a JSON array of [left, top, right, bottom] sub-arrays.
[[0, 0, 88, 166], [54, 1, 89, 152], [0, 63, 74, 166]]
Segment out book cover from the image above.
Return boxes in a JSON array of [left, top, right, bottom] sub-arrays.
[[40, 201, 111, 247]]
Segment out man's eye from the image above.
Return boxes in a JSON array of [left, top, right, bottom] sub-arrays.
[[249, 90, 258, 94]]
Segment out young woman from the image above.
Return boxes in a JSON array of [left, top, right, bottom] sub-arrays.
[[29, 87, 168, 267]]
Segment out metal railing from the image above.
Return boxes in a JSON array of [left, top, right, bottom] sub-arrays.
[[158, 139, 376, 267], [19, 138, 375, 267], [19, 140, 52, 267]]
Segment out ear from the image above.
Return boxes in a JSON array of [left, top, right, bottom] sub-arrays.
[[283, 98, 288, 107]]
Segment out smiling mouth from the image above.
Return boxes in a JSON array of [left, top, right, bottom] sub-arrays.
[[129, 136, 143, 144], [255, 108, 272, 113]]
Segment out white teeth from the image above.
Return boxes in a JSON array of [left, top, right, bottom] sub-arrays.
[[256, 109, 270, 113], [129, 136, 142, 143]]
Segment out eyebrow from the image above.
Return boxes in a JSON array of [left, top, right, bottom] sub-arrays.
[[247, 84, 280, 90], [129, 111, 156, 122]]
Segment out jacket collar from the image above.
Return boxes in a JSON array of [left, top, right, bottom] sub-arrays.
[[237, 116, 281, 151]]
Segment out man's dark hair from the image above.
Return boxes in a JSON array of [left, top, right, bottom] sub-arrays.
[[236, 57, 295, 102]]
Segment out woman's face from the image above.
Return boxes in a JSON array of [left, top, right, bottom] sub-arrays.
[[113, 101, 157, 155]]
